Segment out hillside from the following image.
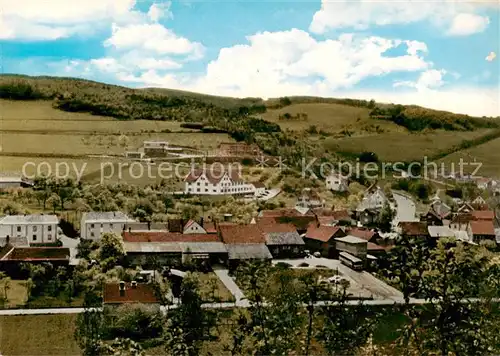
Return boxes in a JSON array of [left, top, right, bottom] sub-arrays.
[[1, 74, 500, 177]]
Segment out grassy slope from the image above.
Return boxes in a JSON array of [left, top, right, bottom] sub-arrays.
[[261, 102, 404, 134]]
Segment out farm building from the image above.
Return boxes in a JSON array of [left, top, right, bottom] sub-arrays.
[[184, 167, 256, 196], [0, 214, 59, 245], [81, 211, 136, 240]]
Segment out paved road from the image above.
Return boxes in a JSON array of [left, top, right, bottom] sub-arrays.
[[213, 268, 247, 305], [392, 191, 419, 224], [273, 257, 403, 301]]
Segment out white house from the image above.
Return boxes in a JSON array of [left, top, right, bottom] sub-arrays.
[[252, 182, 266, 197], [356, 186, 388, 212], [326, 173, 349, 192], [183, 220, 206, 234], [80, 212, 136, 240], [0, 214, 59, 245], [184, 168, 255, 196]]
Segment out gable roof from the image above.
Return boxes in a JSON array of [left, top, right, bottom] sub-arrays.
[[305, 226, 344, 243], [335, 235, 367, 244], [0, 214, 58, 224], [81, 212, 132, 222], [427, 226, 455, 238], [451, 213, 473, 225], [203, 221, 217, 234], [226, 243, 272, 260], [218, 224, 265, 244], [103, 283, 159, 304], [470, 221, 495, 236], [471, 210, 495, 221]]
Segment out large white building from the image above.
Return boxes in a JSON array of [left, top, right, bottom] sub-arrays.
[[80, 212, 136, 240], [0, 214, 59, 245], [184, 168, 256, 196]]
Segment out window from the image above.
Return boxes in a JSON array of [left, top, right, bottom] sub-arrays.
[[47, 234, 52, 241], [90, 224, 94, 228], [110, 223, 113, 228], [90, 232, 95, 237], [101, 224, 103, 228], [48, 226, 52, 232], [32, 235, 37, 241], [33, 226, 37, 232], [17, 226, 21, 232]]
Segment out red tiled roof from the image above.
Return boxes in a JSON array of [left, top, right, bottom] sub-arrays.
[[348, 228, 378, 241], [3, 247, 70, 261], [183, 219, 196, 230], [184, 167, 242, 184], [470, 220, 495, 236], [103, 283, 159, 304], [471, 210, 495, 221], [203, 221, 217, 233], [123, 231, 220, 243], [305, 226, 344, 243], [256, 219, 297, 234], [218, 224, 265, 244], [399, 222, 429, 236]]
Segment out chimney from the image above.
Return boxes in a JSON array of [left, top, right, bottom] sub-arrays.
[[128, 227, 131, 233], [200, 216, 204, 227], [131, 281, 137, 289], [119, 281, 126, 296], [147, 221, 151, 230]]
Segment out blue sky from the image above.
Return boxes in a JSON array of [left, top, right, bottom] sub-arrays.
[[0, 0, 498, 116]]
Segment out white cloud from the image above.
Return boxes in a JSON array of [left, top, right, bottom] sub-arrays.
[[148, 2, 173, 22], [447, 13, 490, 36], [104, 23, 204, 58], [486, 51, 497, 61], [394, 69, 447, 90], [309, 0, 490, 36], [0, 0, 140, 40]]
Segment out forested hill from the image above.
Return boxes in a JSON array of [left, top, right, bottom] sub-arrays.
[[0, 74, 498, 137]]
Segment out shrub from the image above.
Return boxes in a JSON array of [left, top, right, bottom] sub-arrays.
[[275, 262, 292, 269], [298, 262, 309, 267]]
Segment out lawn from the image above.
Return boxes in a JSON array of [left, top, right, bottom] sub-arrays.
[[193, 272, 235, 303], [0, 314, 80, 355], [0, 280, 27, 309], [324, 129, 494, 162], [261, 102, 403, 134]]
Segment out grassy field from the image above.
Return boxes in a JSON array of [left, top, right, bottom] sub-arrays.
[[0, 280, 27, 309], [261, 102, 403, 134], [0, 314, 80, 355], [324, 129, 494, 162], [437, 137, 500, 177]]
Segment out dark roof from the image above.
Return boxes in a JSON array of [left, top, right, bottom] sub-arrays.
[[123, 231, 220, 243], [399, 222, 429, 236], [470, 221, 495, 236], [2, 247, 70, 261], [367, 242, 386, 252], [305, 226, 345, 242], [168, 219, 183, 233], [265, 232, 304, 245], [259, 208, 315, 218], [451, 214, 473, 224], [226, 244, 272, 260], [103, 283, 159, 304], [218, 224, 265, 244], [252, 181, 266, 188]]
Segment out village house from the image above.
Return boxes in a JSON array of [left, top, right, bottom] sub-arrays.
[[218, 224, 272, 269], [303, 225, 346, 257], [427, 226, 455, 239], [334, 235, 368, 260], [81, 212, 136, 240], [346, 227, 381, 244], [450, 214, 473, 232], [469, 220, 496, 242], [255, 219, 305, 258], [296, 188, 324, 209], [315, 209, 354, 226], [123, 230, 228, 268], [257, 208, 317, 233], [142, 141, 183, 157], [398, 221, 430, 239], [252, 181, 266, 197], [357, 185, 389, 212], [0, 247, 70, 276], [103, 281, 160, 307], [325, 173, 349, 193], [422, 200, 452, 226], [0, 214, 59, 245], [184, 167, 256, 196]]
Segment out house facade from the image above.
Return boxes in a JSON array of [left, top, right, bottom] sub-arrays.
[[326, 173, 349, 192], [304, 225, 346, 257], [81, 212, 136, 240], [184, 168, 255, 196], [0, 214, 59, 245]]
